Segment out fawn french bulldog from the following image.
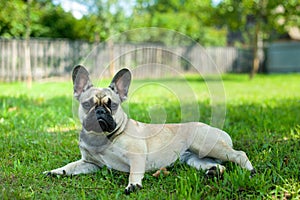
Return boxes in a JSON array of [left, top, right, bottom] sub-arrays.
[[44, 65, 255, 194]]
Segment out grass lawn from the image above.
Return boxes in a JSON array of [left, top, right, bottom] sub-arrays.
[[1, 74, 300, 199]]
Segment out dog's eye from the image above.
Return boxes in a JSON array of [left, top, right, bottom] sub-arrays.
[[81, 101, 91, 110], [111, 102, 118, 111]]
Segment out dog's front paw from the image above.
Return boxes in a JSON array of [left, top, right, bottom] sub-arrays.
[[43, 169, 67, 177], [124, 183, 142, 195]]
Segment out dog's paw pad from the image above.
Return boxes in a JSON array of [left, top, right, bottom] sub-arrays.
[[250, 169, 256, 178], [43, 171, 51, 176], [205, 167, 217, 177], [205, 166, 225, 179], [43, 171, 60, 178], [43, 170, 68, 177], [124, 183, 142, 195]]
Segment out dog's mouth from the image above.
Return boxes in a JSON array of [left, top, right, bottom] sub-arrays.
[[95, 106, 117, 132], [98, 119, 111, 132]]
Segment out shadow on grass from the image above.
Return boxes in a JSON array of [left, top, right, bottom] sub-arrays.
[[1, 95, 298, 139], [1, 95, 299, 159]]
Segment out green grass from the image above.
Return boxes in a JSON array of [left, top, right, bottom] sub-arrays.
[[1, 74, 300, 199]]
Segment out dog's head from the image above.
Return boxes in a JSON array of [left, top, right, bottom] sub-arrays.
[[72, 65, 131, 133]]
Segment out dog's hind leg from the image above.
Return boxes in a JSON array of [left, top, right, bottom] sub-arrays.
[[205, 140, 256, 176], [180, 151, 225, 176], [44, 159, 101, 176]]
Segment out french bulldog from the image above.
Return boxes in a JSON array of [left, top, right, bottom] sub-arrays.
[[44, 65, 255, 194]]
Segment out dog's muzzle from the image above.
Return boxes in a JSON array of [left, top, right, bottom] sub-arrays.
[[95, 105, 117, 132]]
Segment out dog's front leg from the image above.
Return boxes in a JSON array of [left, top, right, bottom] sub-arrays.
[[44, 159, 101, 176], [125, 155, 146, 195]]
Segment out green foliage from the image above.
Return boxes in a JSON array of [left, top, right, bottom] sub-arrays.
[[1, 74, 300, 199], [215, 0, 300, 43], [0, 0, 227, 45], [0, 0, 27, 37], [1, 0, 298, 45], [38, 6, 78, 39], [0, 0, 85, 40], [130, 0, 227, 46]]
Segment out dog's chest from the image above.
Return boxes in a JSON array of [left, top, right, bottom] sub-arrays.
[[79, 130, 130, 172]]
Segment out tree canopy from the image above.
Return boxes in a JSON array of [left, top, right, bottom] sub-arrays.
[[0, 0, 299, 46]]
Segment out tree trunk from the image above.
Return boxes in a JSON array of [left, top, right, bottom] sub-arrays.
[[250, 22, 260, 79], [25, 0, 32, 88]]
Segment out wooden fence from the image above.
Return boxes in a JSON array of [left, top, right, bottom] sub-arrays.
[[0, 38, 252, 81]]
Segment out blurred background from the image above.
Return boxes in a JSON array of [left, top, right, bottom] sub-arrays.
[[0, 0, 299, 82]]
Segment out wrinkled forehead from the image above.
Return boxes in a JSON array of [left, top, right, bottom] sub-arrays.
[[79, 87, 118, 103]]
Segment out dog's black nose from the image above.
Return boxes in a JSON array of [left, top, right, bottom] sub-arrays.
[[96, 106, 107, 115], [95, 106, 107, 116]]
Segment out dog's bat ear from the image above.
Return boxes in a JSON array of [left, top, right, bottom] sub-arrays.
[[72, 65, 93, 100], [109, 68, 131, 102]]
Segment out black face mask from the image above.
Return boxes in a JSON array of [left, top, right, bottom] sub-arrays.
[[95, 105, 117, 132]]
